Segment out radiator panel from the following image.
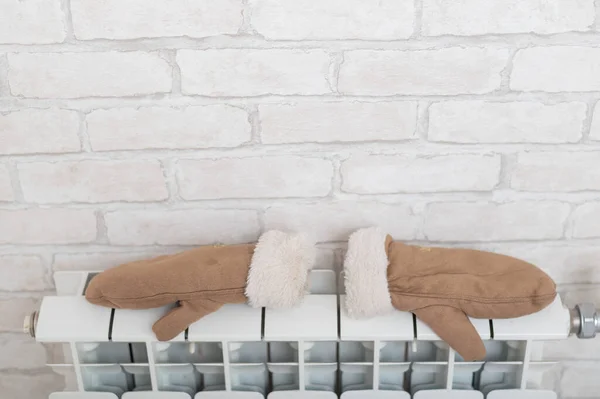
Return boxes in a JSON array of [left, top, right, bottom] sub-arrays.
[[39, 270, 566, 399]]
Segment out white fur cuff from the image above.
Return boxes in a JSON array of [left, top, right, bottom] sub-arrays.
[[344, 227, 394, 318], [246, 230, 316, 309]]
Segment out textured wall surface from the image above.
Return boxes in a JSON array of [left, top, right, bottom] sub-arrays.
[[1, 0, 600, 397]]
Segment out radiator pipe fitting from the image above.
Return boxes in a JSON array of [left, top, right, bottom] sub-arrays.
[[569, 303, 600, 339]]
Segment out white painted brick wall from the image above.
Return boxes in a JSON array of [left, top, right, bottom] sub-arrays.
[[0, 373, 65, 398], [511, 152, 600, 192], [571, 202, 600, 239], [2, 1, 600, 397], [0, 209, 97, 244], [71, 0, 243, 40], [511, 47, 600, 92], [259, 102, 418, 143], [0, 334, 48, 370], [428, 101, 586, 143], [176, 156, 333, 199], [422, 0, 595, 36], [264, 203, 419, 242], [18, 160, 168, 203], [341, 153, 501, 193], [424, 201, 570, 241], [591, 103, 600, 140], [0, 109, 80, 154], [87, 106, 251, 151], [338, 48, 508, 95], [177, 49, 332, 96], [0, 0, 66, 44], [556, 362, 600, 398], [250, 0, 415, 40], [0, 165, 13, 202], [104, 209, 260, 245], [0, 256, 50, 291], [0, 55, 8, 96], [8, 52, 172, 98]]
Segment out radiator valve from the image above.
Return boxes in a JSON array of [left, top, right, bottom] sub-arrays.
[[570, 303, 600, 339], [23, 311, 38, 338]]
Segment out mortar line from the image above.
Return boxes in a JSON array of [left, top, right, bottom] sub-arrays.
[[581, 98, 599, 142], [6, 160, 25, 204], [77, 111, 92, 152], [60, 0, 76, 41], [95, 210, 108, 244], [412, 0, 424, 38]]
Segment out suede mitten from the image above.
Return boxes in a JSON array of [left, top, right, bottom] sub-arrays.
[[343, 227, 556, 361], [85, 231, 315, 341]]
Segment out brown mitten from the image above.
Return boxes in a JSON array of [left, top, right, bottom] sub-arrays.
[[85, 231, 315, 341], [343, 227, 556, 361]]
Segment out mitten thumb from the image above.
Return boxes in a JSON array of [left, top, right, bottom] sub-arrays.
[[153, 299, 223, 341], [413, 305, 486, 361]]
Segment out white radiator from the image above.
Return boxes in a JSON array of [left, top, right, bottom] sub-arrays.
[[29, 269, 581, 399]]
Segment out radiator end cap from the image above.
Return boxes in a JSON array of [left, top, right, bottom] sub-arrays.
[[23, 311, 38, 338]]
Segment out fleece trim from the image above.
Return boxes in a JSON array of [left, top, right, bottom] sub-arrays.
[[246, 230, 315, 308], [344, 227, 394, 318]]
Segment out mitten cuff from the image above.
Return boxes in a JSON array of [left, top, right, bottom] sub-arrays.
[[344, 227, 394, 318], [246, 230, 315, 309]]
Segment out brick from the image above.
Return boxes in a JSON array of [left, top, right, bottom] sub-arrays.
[[422, 0, 594, 36], [424, 201, 569, 242], [339, 48, 508, 96], [0, 334, 48, 370], [87, 106, 250, 151], [53, 251, 172, 271], [428, 101, 585, 143], [571, 202, 600, 238], [0, 372, 65, 398], [250, 0, 414, 40], [0, 209, 97, 244], [177, 157, 332, 199], [536, 364, 560, 393], [0, 165, 13, 202], [0, 296, 41, 332], [8, 52, 171, 98], [105, 209, 259, 245], [260, 102, 418, 144], [486, 244, 600, 284], [71, 0, 242, 40], [0, 256, 50, 291], [341, 154, 500, 194], [264, 203, 419, 242], [511, 47, 600, 92], [559, 284, 600, 305], [544, 337, 600, 362], [18, 160, 168, 204], [511, 152, 600, 192], [177, 49, 331, 96], [558, 362, 600, 398], [0, 0, 65, 44], [591, 102, 600, 141], [0, 109, 80, 155]]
